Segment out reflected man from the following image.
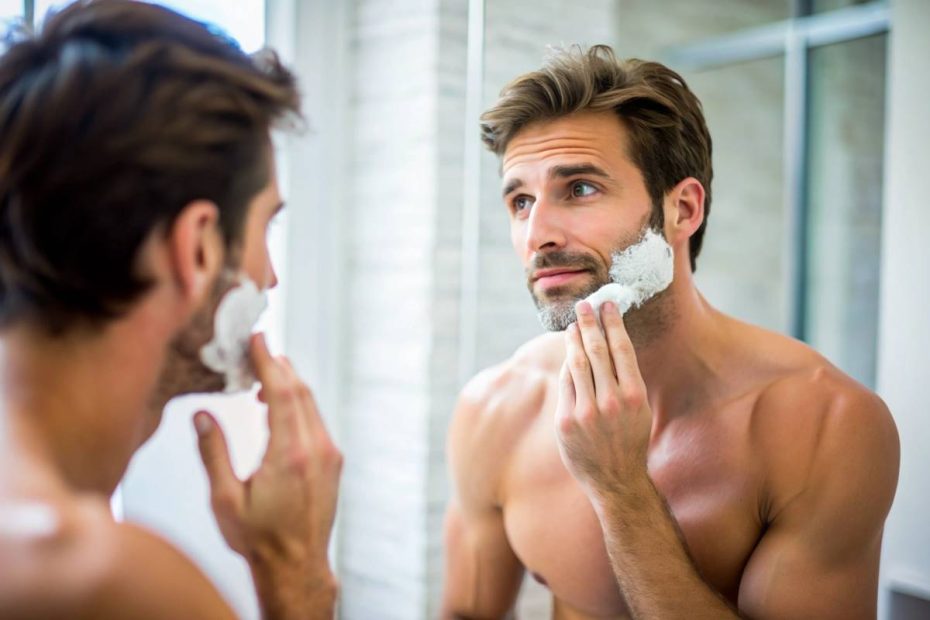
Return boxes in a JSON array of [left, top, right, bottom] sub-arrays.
[[442, 45, 899, 620]]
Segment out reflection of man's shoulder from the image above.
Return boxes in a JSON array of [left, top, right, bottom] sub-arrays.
[[464, 333, 560, 413], [749, 351, 896, 516], [453, 333, 561, 450], [753, 343, 885, 427], [727, 317, 879, 418]]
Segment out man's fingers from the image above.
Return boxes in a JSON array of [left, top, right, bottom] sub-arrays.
[[600, 302, 644, 389], [249, 332, 284, 390], [556, 362, 576, 434], [194, 411, 243, 514], [564, 322, 597, 424], [575, 300, 620, 400], [249, 335, 304, 453], [277, 357, 325, 434]]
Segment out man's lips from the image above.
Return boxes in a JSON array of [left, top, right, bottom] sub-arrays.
[[532, 268, 590, 288]]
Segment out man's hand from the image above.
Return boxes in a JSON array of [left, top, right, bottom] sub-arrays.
[[555, 302, 741, 619], [555, 300, 653, 500], [194, 333, 342, 620]]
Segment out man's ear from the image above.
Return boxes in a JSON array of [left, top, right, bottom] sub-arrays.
[[168, 200, 223, 304], [663, 177, 705, 245]]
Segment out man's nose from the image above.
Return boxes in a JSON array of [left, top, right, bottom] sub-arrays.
[[524, 197, 567, 254]]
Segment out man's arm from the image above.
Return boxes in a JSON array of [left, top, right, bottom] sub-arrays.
[[441, 381, 526, 619], [556, 300, 899, 620]]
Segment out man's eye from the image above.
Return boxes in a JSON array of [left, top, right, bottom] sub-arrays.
[[513, 196, 533, 212], [571, 181, 597, 198]]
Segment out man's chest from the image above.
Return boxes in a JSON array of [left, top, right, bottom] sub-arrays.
[[500, 411, 765, 615]]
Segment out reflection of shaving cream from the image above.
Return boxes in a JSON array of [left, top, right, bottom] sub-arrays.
[[585, 229, 674, 318], [200, 276, 268, 393]]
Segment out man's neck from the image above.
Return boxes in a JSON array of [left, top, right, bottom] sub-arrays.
[[633, 279, 735, 427], [0, 317, 169, 497]]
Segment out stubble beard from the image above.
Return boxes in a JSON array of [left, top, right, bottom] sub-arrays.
[[148, 267, 237, 411], [530, 226, 676, 347]]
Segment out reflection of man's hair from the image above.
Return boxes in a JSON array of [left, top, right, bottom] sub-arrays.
[[481, 44, 713, 273], [0, 0, 300, 335]]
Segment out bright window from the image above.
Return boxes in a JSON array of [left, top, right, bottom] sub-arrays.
[[0, 0, 22, 29], [34, 0, 264, 52]]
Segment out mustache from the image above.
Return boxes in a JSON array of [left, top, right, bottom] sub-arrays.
[[526, 250, 603, 276]]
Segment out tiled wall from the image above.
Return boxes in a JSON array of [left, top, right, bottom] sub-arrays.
[[336, 0, 467, 617]]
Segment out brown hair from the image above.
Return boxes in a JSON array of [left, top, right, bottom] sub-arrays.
[[481, 45, 713, 271], [0, 0, 300, 334]]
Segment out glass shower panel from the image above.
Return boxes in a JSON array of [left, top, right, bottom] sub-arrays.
[[804, 33, 887, 387], [688, 56, 788, 333]]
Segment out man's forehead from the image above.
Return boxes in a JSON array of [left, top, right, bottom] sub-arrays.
[[501, 111, 629, 175]]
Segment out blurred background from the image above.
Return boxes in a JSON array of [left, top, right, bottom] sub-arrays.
[[4, 0, 927, 618]]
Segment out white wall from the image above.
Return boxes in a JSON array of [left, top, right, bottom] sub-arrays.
[[877, 0, 930, 615], [334, 0, 467, 617]]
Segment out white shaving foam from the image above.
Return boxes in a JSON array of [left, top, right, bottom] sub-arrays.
[[199, 276, 268, 393], [584, 229, 674, 318]]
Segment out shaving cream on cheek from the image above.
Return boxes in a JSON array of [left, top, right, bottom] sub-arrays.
[[584, 229, 674, 318], [199, 276, 268, 393]]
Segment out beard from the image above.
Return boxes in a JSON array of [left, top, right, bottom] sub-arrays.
[[150, 268, 237, 408], [529, 223, 675, 346]]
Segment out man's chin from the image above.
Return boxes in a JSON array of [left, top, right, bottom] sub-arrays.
[[532, 284, 607, 332], [536, 299, 580, 332]]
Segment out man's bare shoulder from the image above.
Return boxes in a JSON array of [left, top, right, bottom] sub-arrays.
[[457, 332, 562, 430], [0, 493, 232, 619], [448, 332, 563, 498], [743, 330, 899, 524]]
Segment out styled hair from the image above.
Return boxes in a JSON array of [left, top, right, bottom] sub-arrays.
[[0, 0, 300, 334], [481, 44, 713, 271]]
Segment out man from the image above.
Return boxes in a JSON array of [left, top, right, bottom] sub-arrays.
[[442, 45, 899, 619], [0, 2, 340, 618]]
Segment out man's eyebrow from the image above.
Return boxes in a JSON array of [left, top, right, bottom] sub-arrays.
[[501, 163, 612, 198], [272, 201, 286, 215], [550, 163, 612, 180], [502, 178, 524, 198]]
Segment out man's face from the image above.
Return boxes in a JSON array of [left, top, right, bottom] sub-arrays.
[[502, 111, 660, 331], [160, 153, 285, 398]]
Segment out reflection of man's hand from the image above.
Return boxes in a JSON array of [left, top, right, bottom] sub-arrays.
[[555, 301, 653, 502], [195, 333, 342, 619]]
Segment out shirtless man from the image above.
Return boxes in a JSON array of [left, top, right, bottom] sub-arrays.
[[0, 2, 340, 618], [442, 45, 900, 619]]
